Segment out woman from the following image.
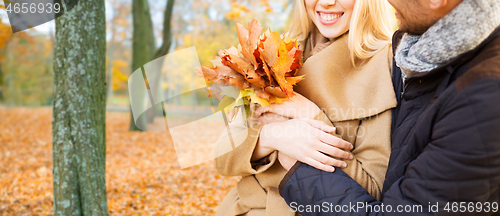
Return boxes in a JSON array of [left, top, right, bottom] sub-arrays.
[[214, 0, 397, 215]]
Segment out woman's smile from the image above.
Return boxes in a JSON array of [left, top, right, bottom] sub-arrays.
[[306, 0, 355, 39], [317, 11, 344, 25]]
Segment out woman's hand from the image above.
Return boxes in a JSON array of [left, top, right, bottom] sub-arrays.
[[258, 112, 290, 125], [254, 92, 322, 120], [277, 151, 297, 171], [258, 118, 353, 172]]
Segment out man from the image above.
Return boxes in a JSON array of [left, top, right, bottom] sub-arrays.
[[278, 0, 500, 215]]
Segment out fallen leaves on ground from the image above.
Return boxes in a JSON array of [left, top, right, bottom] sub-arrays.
[[0, 107, 240, 215]]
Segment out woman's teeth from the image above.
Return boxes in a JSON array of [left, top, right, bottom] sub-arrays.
[[319, 13, 341, 21]]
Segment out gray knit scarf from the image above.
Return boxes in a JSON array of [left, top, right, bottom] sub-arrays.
[[395, 0, 500, 78]]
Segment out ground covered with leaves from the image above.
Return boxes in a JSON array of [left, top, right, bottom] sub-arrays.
[[0, 107, 240, 215]]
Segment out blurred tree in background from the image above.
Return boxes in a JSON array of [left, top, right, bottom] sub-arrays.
[[0, 0, 293, 108], [129, 0, 176, 130], [145, 0, 175, 125], [105, 1, 132, 99], [0, 0, 295, 214], [0, 5, 43, 105], [129, 0, 156, 131]]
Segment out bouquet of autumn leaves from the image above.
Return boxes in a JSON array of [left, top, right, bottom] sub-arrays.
[[198, 19, 304, 121]]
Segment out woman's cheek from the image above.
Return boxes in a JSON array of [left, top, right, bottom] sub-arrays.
[[304, 0, 318, 23], [340, 0, 356, 11]]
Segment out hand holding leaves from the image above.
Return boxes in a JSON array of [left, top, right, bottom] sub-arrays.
[[253, 92, 322, 120]]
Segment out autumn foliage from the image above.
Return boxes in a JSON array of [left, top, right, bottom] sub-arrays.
[[0, 5, 12, 50], [0, 10, 14, 61], [198, 19, 304, 109], [0, 107, 239, 215]]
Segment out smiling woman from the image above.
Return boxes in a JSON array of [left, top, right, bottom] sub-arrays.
[[214, 0, 398, 215], [306, 0, 355, 39], [287, 0, 396, 65]]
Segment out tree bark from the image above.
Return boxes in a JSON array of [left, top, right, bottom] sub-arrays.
[[52, 0, 108, 215], [129, 0, 156, 131]]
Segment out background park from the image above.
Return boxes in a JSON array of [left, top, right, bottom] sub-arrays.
[[0, 0, 293, 215]]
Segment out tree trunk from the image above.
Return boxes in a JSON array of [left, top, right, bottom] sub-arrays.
[[146, 0, 176, 124], [52, 0, 108, 215], [130, 0, 156, 131], [155, 0, 175, 60]]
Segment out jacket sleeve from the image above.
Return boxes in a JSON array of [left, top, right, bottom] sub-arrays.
[[279, 78, 500, 215], [313, 110, 391, 200], [214, 106, 279, 177]]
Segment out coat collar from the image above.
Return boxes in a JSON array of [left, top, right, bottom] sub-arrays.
[[295, 33, 397, 122]]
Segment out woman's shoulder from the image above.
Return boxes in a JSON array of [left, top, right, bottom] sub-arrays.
[[370, 41, 393, 59], [362, 42, 393, 73]]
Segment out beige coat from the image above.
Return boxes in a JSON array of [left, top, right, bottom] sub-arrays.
[[214, 33, 397, 216]]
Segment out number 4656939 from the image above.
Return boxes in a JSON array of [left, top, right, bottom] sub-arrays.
[[6, 3, 61, 14], [444, 202, 498, 213]]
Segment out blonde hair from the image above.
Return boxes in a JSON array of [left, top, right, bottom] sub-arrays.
[[286, 0, 397, 66]]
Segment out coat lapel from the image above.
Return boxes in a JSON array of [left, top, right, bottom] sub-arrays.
[[295, 33, 397, 122]]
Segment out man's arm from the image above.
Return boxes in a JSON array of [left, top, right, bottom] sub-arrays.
[[280, 78, 500, 215]]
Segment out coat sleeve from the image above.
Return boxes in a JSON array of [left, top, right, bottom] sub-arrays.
[[214, 107, 278, 177], [215, 104, 391, 191], [213, 106, 340, 178], [279, 78, 500, 215], [313, 110, 391, 200]]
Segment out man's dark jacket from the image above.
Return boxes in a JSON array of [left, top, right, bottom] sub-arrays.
[[279, 27, 500, 215]]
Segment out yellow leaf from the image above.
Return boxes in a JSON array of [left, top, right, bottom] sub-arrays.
[[224, 98, 244, 113], [285, 75, 305, 86], [214, 96, 235, 113], [241, 88, 270, 107], [269, 96, 289, 104]]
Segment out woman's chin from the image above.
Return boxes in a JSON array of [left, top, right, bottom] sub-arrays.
[[317, 28, 347, 40]]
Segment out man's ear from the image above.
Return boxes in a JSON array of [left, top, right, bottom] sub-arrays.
[[429, 0, 448, 10]]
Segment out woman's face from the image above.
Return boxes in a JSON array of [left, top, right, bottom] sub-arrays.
[[305, 0, 356, 39]]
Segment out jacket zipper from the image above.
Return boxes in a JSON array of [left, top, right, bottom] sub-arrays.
[[401, 78, 409, 102]]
